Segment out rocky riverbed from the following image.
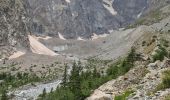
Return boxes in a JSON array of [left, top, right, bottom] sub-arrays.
[[8, 80, 61, 100]]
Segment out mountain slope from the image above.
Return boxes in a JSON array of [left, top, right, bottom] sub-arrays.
[[27, 0, 150, 38], [87, 6, 170, 100], [0, 0, 31, 58]]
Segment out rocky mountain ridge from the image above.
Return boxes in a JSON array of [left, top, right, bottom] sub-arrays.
[[28, 0, 170, 38], [0, 0, 170, 57]]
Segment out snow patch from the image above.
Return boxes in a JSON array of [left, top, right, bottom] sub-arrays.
[[103, 0, 117, 16], [9, 51, 25, 59], [91, 33, 108, 40], [28, 35, 59, 56], [36, 36, 52, 40], [65, 0, 70, 3], [77, 37, 86, 41], [137, 7, 146, 18], [108, 29, 114, 33], [58, 32, 66, 40], [137, 12, 142, 18]]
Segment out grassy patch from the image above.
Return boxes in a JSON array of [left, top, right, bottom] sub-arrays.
[[160, 38, 169, 47], [157, 70, 170, 90], [114, 89, 134, 100], [164, 94, 170, 100], [152, 46, 168, 62], [126, 8, 169, 29], [149, 70, 170, 96]]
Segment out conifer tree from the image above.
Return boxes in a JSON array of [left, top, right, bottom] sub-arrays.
[[69, 61, 83, 100], [62, 64, 68, 88], [42, 88, 46, 97], [127, 47, 136, 65], [1, 90, 8, 100], [93, 67, 97, 78]]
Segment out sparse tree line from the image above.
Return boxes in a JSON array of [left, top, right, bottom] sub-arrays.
[[0, 72, 41, 100], [38, 48, 139, 100]]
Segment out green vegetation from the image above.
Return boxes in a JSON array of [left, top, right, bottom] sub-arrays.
[[86, 58, 112, 70], [149, 70, 170, 96], [126, 8, 169, 29], [1, 90, 8, 100], [160, 38, 169, 47], [114, 89, 134, 100], [0, 72, 41, 99], [152, 46, 168, 62], [164, 94, 170, 100], [107, 48, 139, 78], [38, 48, 139, 100], [156, 70, 170, 91]]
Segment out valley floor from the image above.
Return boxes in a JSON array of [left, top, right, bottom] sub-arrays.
[[0, 6, 170, 100]]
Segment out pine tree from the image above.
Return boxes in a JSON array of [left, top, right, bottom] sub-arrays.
[[62, 64, 68, 88], [127, 47, 136, 65], [50, 88, 53, 93], [42, 88, 46, 97], [1, 90, 8, 100], [69, 61, 83, 100], [93, 67, 97, 78], [75, 61, 83, 99]]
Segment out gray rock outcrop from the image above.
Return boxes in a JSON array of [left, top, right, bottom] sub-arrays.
[[27, 0, 151, 38], [0, 0, 31, 58]]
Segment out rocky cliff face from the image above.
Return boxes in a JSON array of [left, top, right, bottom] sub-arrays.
[[28, 0, 117, 38], [27, 0, 150, 38], [113, 0, 147, 23], [28, 0, 170, 39], [147, 0, 170, 11], [0, 0, 31, 58]]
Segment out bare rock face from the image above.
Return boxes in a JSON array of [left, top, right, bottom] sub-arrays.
[[27, 0, 150, 39], [113, 0, 148, 24], [27, 0, 170, 39], [0, 0, 31, 58], [147, 0, 170, 11], [28, 0, 119, 38]]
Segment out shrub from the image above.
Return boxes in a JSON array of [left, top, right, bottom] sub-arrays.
[[152, 46, 168, 62], [114, 90, 134, 100], [142, 41, 146, 46], [153, 70, 170, 94], [162, 70, 170, 89], [164, 95, 170, 100], [162, 39, 169, 47], [1, 90, 8, 100]]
